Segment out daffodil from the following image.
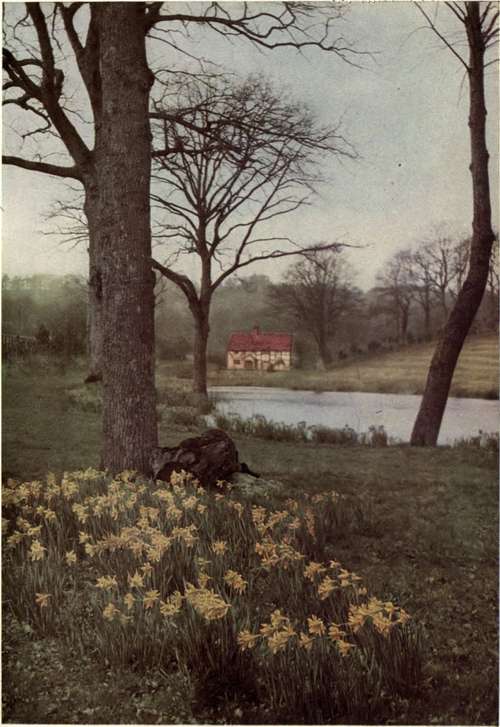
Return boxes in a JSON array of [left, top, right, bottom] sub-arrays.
[[35, 592, 51, 608], [16, 517, 31, 532], [143, 589, 160, 609], [159, 591, 183, 618], [123, 592, 135, 611], [128, 570, 145, 588], [198, 572, 211, 588], [228, 501, 244, 517], [336, 640, 354, 657], [103, 602, 119, 622], [184, 583, 230, 621], [298, 632, 314, 651], [318, 575, 336, 600], [7, 531, 24, 547], [251, 506, 267, 525], [66, 550, 77, 565], [307, 615, 326, 636], [96, 575, 118, 590], [304, 561, 327, 581], [237, 630, 259, 651], [211, 540, 227, 556], [84, 542, 96, 557], [328, 623, 345, 641], [224, 570, 247, 594], [29, 540, 46, 561]]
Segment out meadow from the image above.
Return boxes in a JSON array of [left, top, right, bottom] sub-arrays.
[[2, 359, 499, 724]]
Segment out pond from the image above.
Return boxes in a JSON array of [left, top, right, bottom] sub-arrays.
[[210, 387, 499, 445]]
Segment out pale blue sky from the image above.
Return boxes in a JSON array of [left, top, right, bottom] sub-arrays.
[[2, 1, 498, 289]]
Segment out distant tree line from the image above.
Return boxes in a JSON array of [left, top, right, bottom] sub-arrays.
[[4, 234, 497, 369], [2, 274, 87, 358]]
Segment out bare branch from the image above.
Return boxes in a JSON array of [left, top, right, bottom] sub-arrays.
[[3, 154, 82, 180], [415, 3, 469, 70]]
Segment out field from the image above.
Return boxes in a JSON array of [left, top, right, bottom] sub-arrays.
[[199, 333, 499, 399], [2, 361, 499, 725]]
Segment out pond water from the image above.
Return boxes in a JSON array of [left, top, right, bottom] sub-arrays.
[[210, 387, 499, 445]]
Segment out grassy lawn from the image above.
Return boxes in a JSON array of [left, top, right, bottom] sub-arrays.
[[2, 362, 498, 724], [197, 333, 499, 399]]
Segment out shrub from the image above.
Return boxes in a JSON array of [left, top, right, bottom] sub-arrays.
[[3, 470, 425, 722]]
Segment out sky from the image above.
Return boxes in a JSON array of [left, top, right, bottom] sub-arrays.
[[2, 1, 499, 291]]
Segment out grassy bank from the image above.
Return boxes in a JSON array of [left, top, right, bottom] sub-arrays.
[[2, 363, 499, 724], [191, 333, 498, 399]]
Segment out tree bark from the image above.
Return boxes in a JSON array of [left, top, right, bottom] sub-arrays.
[[411, 4, 495, 446], [192, 305, 210, 406], [95, 3, 157, 472], [318, 338, 334, 369], [84, 186, 104, 382]]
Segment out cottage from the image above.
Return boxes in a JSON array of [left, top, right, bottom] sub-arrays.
[[226, 326, 293, 371]]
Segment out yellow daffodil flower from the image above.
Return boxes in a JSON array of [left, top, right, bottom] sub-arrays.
[[103, 603, 119, 621], [211, 540, 227, 556], [318, 575, 336, 600], [237, 630, 259, 651], [143, 590, 160, 609], [223, 570, 247, 594], [29, 540, 46, 561], [128, 571, 145, 589], [35, 592, 51, 608], [307, 615, 326, 636], [304, 561, 327, 581], [96, 575, 118, 590], [123, 592, 135, 611]]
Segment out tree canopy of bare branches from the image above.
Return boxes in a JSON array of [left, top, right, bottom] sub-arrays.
[[150, 73, 354, 399], [269, 249, 360, 369]]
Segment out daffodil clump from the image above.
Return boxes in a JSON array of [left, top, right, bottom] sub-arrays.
[[3, 468, 424, 722]]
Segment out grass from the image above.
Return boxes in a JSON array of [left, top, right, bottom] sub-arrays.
[[191, 333, 498, 399], [2, 362, 499, 724]]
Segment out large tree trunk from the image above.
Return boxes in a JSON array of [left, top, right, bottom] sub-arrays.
[[84, 186, 104, 382], [411, 4, 495, 446], [95, 3, 157, 472]]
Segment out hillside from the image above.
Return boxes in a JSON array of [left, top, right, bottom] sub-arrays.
[[206, 334, 499, 399]]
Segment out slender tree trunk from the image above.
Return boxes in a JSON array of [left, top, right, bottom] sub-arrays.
[[192, 305, 210, 407], [423, 287, 431, 338], [95, 3, 157, 472], [84, 186, 104, 382], [411, 5, 494, 446], [317, 337, 333, 369]]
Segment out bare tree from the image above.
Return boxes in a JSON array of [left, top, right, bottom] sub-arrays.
[[411, 1, 498, 446], [408, 246, 435, 338], [420, 235, 460, 319], [3, 2, 364, 471], [150, 75, 354, 402], [375, 250, 415, 344], [270, 250, 359, 369]]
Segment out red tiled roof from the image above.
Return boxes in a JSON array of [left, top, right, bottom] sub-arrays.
[[227, 328, 292, 353]]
